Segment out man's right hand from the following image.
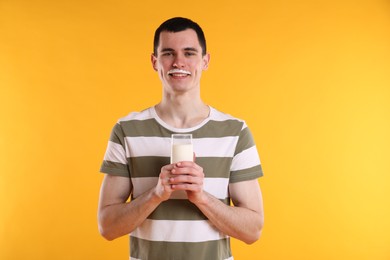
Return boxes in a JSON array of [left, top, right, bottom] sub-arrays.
[[154, 164, 176, 201]]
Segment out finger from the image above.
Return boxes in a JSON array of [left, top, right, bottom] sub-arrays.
[[160, 164, 176, 177], [162, 164, 175, 171], [170, 175, 204, 185], [175, 161, 203, 171], [171, 183, 203, 192], [171, 167, 204, 179]]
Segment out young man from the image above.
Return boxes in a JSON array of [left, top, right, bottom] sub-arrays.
[[98, 17, 264, 260]]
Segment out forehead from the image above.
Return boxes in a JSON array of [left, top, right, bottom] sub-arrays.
[[158, 29, 201, 51]]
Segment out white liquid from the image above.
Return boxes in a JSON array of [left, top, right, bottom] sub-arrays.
[[171, 144, 193, 163]]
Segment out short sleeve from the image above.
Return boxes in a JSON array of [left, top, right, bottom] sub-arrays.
[[230, 124, 263, 183], [100, 123, 130, 177]]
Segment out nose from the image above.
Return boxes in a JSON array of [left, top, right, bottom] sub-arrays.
[[172, 53, 185, 68]]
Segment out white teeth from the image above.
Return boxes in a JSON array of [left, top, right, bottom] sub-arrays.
[[168, 69, 191, 75]]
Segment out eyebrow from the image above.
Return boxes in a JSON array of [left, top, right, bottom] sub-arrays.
[[183, 47, 199, 52], [160, 48, 175, 53], [160, 47, 199, 53]]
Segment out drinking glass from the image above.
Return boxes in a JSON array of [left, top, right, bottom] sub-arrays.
[[171, 134, 193, 164]]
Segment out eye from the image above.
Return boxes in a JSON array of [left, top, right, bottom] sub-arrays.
[[162, 52, 173, 57], [185, 52, 196, 56]]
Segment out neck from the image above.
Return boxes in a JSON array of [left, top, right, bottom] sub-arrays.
[[155, 93, 209, 129]]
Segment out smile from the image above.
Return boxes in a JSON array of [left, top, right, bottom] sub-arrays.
[[168, 69, 191, 77]]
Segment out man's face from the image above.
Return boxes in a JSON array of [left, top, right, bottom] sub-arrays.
[[152, 29, 210, 93]]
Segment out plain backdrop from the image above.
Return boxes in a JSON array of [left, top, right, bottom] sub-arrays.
[[1, 0, 390, 259]]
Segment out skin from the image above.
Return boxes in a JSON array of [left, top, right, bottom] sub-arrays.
[[98, 29, 264, 244]]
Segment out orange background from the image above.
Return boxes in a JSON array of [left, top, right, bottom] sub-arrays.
[[1, 0, 390, 259]]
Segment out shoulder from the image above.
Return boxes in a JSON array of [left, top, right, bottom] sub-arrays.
[[209, 107, 248, 130], [117, 107, 154, 124]]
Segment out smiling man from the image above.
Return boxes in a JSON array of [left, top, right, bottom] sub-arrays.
[[98, 17, 264, 260]]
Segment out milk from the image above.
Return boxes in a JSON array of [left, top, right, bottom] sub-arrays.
[[171, 144, 193, 163]]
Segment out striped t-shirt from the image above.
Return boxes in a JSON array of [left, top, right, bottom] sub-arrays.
[[100, 106, 263, 260]]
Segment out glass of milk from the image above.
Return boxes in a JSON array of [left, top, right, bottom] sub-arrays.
[[171, 134, 193, 164]]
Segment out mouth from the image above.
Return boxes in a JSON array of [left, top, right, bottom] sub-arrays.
[[167, 69, 191, 78]]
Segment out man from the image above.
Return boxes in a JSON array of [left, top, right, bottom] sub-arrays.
[[98, 17, 264, 260]]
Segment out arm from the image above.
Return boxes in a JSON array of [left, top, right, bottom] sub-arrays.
[[170, 162, 264, 244], [98, 164, 176, 240], [195, 180, 264, 244]]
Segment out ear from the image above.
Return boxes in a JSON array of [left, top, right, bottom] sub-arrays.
[[151, 54, 158, 71], [202, 53, 210, 70]]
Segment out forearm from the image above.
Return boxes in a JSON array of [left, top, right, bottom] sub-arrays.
[[195, 192, 264, 244], [98, 189, 162, 240]]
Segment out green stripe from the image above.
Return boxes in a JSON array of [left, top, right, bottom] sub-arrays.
[[234, 126, 256, 155], [148, 198, 230, 220], [102, 155, 260, 181], [193, 120, 243, 138], [130, 237, 232, 260], [129, 156, 170, 177], [129, 157, 232, 178], [120, 119, 173, 137], [230, 165, 263, 183], [100, 161, 129, 177], [119, 119, 244, 138], [196, 157, 232, 178], [109, 123, 126, 145]]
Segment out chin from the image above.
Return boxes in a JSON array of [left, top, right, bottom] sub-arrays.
[[169, 84, 193, 92]]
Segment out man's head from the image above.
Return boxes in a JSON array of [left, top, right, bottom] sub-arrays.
[[153, 17, 207, 57], [151, 17, 210, 93]]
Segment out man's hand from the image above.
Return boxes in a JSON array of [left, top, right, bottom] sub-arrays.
[[155, 164, 176, 201], [169, 161, 206, 204]]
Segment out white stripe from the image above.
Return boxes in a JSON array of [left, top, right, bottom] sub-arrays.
[[104, 141, 127, 164], [118, 110, 153, 123], [125, 136, 239, 158], [204, 178, 229, 199], [131, 177, 158, 198], [195, 137, 238, 157], [231, 146, 261, 171], [131, 177, 229, 199], [125, 137, 171, 158], [131, 219, 228, 242], [211, 107, 241, 122]]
